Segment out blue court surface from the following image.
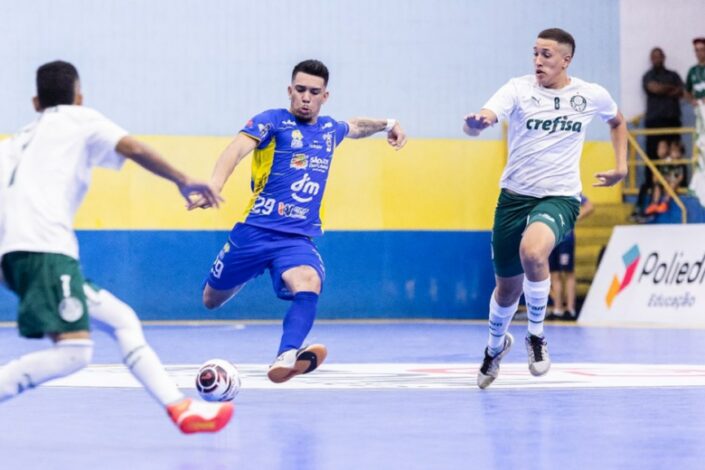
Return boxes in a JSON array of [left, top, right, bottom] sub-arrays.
[[2, 321, 705, 470]]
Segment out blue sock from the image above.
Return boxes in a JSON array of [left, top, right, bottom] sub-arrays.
[[277, 292, 319, 355]]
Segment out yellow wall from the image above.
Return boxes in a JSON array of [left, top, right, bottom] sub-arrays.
[[5, 134, 620, 230]]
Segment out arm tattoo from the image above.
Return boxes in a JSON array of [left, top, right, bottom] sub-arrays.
[[348, 118, 385, 138]]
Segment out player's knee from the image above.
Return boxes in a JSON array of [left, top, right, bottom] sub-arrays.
[[520, 245, 548, 271]]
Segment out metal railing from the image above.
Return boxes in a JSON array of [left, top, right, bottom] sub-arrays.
[[625, 116, 696, 224]]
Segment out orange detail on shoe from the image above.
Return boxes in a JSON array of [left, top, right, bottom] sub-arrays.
[[644, 203, 659, 215], [167, 398, 235, 434], [655, 202, 669, 214]]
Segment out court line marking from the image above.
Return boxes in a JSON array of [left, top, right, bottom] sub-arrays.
[[43, 363, 705, 390]]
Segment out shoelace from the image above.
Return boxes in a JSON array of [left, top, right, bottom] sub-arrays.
[[528, 336, 546, 361]]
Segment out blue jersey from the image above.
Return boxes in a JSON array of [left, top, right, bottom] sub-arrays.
[[238, 109, 349, 237]]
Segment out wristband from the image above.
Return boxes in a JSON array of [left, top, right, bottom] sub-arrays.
[[385, 118, 397, 132]]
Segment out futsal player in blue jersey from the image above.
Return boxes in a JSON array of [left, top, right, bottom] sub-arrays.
[[191, 59, 407, 383]]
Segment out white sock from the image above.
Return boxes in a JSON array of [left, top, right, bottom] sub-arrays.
[[487, 294, 519, 356], [524, 277, 551, 337], [0, 339, 93, 402], [86, 285, 183, 406]]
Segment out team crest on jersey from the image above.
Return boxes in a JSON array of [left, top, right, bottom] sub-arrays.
[[570, 95, 587, 112], [290, 153, 308, 169], [291, 130, 304, 149]]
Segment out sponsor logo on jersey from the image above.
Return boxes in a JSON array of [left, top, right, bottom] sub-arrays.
[[570, 95, 587, 112], [324, 132, 334, 152], [257, 123, 272, 139], [59, 297, 84, 322], [321, 122, 333, 130], [282, 119, 297, 127], [309, 156, 330, 173], [290, 153, 308, 170], [291, 173, 320, 203], [278, 202, 310, 219], [525, 115, 583, 134], [291, 130, 304, 149]]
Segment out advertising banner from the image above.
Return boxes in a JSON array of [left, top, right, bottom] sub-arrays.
[[579, 225, 705, 326]]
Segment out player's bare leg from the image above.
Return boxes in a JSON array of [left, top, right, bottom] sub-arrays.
[[203, 283, 245, 310]]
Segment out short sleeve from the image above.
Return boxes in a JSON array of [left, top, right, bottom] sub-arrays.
[[593, 84, 618, 122], [482, 79, 518, 123], [87, 114, 128, 170], [334, 120, 349, 147], [240, 110, 276, 149]]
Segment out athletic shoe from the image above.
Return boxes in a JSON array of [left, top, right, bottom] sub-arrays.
[[167, 397, 234, 434], [655, 201, 669, 214], [477, 333, 514, 389], [267, 344, 328, 384], [560, 310, 577, 321], [525, 334, 551, 376], [644, 203, 659, 215]]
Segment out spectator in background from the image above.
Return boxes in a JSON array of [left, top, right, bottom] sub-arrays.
[[633, 139, 670, 221], [685, 38, 705, 207], [548, 196, 594, 321], [642, 47, 683, 165], [645, 140, 687, 215]]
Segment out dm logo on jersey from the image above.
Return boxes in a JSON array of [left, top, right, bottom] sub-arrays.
[[605, 244, 640, 308], [570, 95, 587, 112], [290, 154, 308, 170], [291, 130, 304, 149]]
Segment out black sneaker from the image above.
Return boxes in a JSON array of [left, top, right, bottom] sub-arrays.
[[477, 333, 514, 389]]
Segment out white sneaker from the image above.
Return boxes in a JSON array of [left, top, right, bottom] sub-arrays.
[[477, 333, 513, 389], [525, 334, 551, 376], [267, 344, 328, 383]]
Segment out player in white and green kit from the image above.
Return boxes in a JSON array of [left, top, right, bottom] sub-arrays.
[[0, 61, 233, 433], [463, 28, 628, 389]]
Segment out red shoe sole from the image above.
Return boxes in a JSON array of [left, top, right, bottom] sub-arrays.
[[179, 403, 235, 434]]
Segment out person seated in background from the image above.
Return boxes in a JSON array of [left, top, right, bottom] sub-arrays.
[[548, 195, 594, 321], [633, 139, 670, 221], [645, 140, 686, 215]]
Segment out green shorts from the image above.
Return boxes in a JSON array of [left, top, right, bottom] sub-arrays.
[[491, 189, 580, 277], [1, 251, 90, 339]]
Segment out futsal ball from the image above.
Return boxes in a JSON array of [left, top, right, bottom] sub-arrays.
[[195, 358, 241, 402]]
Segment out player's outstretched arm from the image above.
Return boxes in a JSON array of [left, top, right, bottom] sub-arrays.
[[347, 118, 407, 150], [188, 133, 258, 210], [593, 112, 628, 187], [463, 109, 497, 137], [116, 136, 222, 209]]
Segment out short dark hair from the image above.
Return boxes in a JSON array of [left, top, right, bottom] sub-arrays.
[[36, 60, 79, 108], [538, 28, 576, 57], [694, 37, 705, 47], [291, 60, 329, 86]]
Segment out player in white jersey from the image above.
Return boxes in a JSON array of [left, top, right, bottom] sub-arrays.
[[463, 29, 627, 389], [0, 60, 233, 433]]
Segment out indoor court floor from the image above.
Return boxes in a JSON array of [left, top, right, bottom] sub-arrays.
[[1, 321, 704, 470]]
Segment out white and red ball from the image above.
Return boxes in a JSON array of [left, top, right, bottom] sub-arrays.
[[195, 358, 241, 402]]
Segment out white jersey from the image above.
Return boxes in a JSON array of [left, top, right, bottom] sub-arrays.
[[0, 105, 128, 259], [483, 74, 618, 198]]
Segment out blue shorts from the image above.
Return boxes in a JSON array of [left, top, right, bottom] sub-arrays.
[[205, 223, 325, 300], [548, 230, 575, 272]]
